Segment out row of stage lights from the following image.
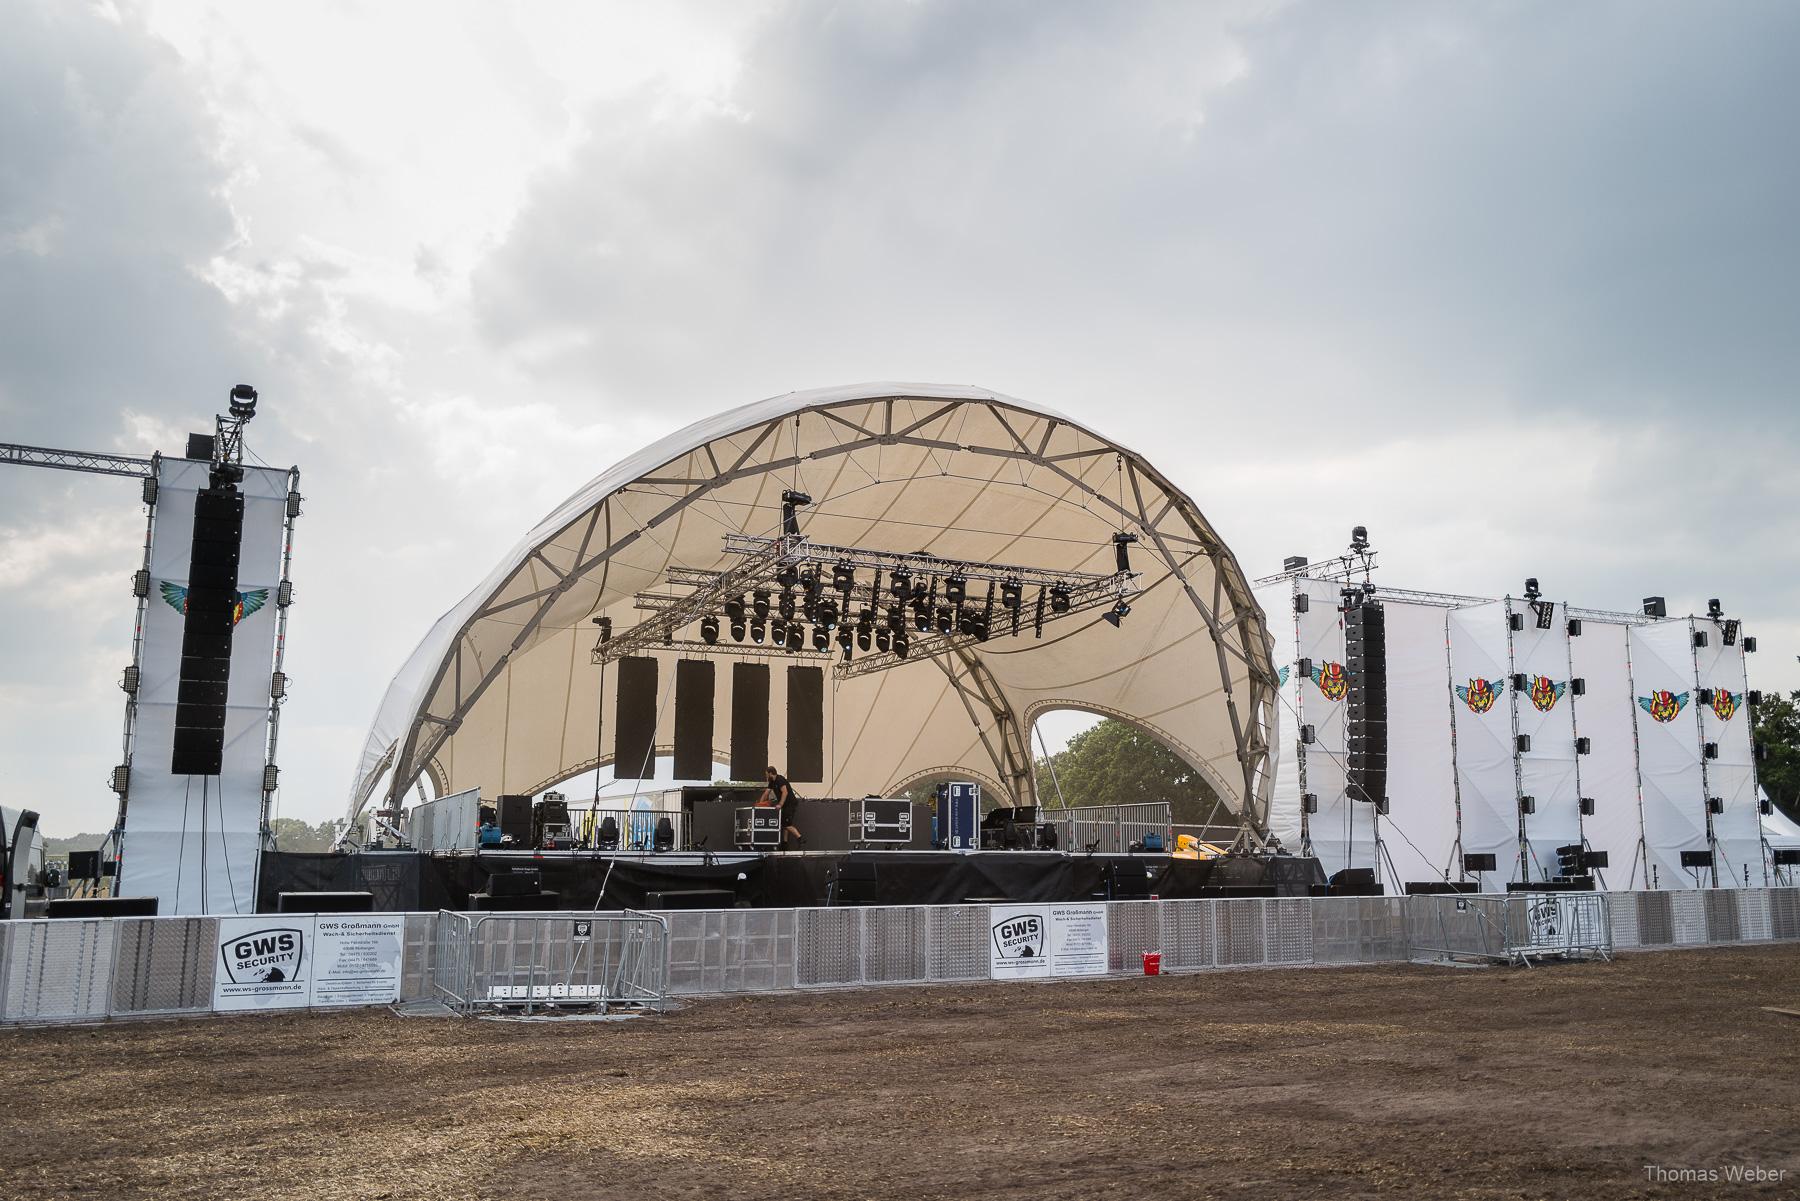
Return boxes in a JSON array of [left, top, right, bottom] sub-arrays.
[[695, 560, 1099, 660]]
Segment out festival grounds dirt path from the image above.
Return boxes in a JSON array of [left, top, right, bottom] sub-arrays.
[[3, 944, 1798, 1200]]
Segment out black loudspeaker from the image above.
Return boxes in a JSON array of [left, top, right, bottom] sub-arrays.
[[1773, 849, 1800, 867], [278, 891, 374, 913], [1571, 677, 1586, 696], [487, 867, 542, 897], [67, 850, 102, 880], [172, 484, 246, 775], [496, 795, 533, 844], [787, 665, 825, 783], [613, 656, 659, 779], [1680, 850, 1714, 869], [1463, 853, 1498, 873], [1576, 737, 1591, 755], [46, 896, 158, 918], [1580, 797, 1596, 816], [729, 662, 770, 782], [1327, 868, 1382, 896], [1707, 797, 1724, 814], [1301, 792, 1319, 814], [1518, 795, 1536, 815], [1344, 601, 1387, 807], [1293, 593, 1310, 613], [1582, 851, 1610, 869], [672, 658, 715, 780]]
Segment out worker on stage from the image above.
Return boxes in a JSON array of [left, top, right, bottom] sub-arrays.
[[758, 765, 804, 849]]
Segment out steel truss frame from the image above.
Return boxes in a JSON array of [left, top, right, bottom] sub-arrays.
[[368, 395, 1277, 837]]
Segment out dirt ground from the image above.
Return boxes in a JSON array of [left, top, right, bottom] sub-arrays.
[[3, 945, 1798, 1201]]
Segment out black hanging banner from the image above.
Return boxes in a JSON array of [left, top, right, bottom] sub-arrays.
[[613, 656, 659, 779], [673, 658, 716, 780], [787, 665, 825, 783], [730, 662, 770, 782]]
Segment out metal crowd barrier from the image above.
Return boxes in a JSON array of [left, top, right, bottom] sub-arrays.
[[1043, 802, 1173, 853], [428, 910, 670, 1016], [4, 889, 1798, 1026]]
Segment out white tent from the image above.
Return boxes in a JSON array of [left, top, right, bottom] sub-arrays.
[[348, 384, 1277, 826]]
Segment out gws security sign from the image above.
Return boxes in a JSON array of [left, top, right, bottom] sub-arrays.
[[214, 917, 309, 1010], [993, 912, 1045, 961]]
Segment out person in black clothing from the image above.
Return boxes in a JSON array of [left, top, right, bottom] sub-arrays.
[[759, 765, 804, 848]]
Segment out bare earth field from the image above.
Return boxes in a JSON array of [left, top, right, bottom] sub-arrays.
[[3, 944, 1798, 1201]]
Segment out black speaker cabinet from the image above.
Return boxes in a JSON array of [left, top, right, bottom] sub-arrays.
[[46, 896, 159, 918]]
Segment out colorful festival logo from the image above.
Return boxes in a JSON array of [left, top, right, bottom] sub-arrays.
[[1310, 661, 1348, 701], [159, 582, 269, 626], [1456, 677, 1502, 714], [1638, 690, 1690, 723], [1711, 689, 1739, 722], [1527, 676, 1567, 713]]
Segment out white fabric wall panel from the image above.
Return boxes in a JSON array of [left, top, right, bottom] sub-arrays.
[[1448, 602, 1519, 886], [1254, 582, 1302, 852], [1507, 599, 1582, 881], [1294, 579, 1376, 877], [1380, 601, 1458, 885], [1695, 625, 1763, 885], [1629, 619, 1711, 888], [1569, 621, 1647, 887]]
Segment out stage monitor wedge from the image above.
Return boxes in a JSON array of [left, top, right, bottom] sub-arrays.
[[613, 656, 659, 779], [787, 665, 825, 783], [729, 662, 771, 782], [672, 658, 716, 781]]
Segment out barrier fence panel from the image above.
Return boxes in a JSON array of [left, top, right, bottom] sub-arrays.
[[1044, 803, 1173, 854], [398, 912, 438, 1002], [926, 904, 991, 982], [438, 910, 669, 1015], [111, 917, 216, 1019], [0, 919, 116, 1024]]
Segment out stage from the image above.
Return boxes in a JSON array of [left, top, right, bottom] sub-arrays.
[[257, 847, 1328, 912]]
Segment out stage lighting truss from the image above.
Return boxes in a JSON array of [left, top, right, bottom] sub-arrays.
[[596, 532, 1140, 674]]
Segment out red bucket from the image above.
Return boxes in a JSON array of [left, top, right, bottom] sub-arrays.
[[1142, 951, 1162, 976]]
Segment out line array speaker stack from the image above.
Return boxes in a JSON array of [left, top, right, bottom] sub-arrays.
[[1344, 600, 1388, 810], [171, 482, 245, 775]]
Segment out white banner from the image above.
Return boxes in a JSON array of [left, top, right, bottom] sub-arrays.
[[1507, 598, 1582, 880], [988, 904, 1110, 979], [1629, 619, 1711, 888], [1570, 620, 1646, 886], [309, 915, 406, 1007], [1449, 602, 1520, 885], [120, 458, 289, 915], [213, 913, 404, 1012], [1380, 601, 1458, 885], [1694, 621, 1763, 885]]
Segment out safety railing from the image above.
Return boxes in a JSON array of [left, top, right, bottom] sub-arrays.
[[1407, 892, 1612, 965], [1042, 802, 1173, 854], [429, 909, 671, 1016]]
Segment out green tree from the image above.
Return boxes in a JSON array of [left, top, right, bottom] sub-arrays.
[[267, 818, 339, 852], [1035, 719, 1227, 824], [1754, 690, 1800, 823]]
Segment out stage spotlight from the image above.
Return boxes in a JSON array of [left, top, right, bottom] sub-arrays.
[[912, 578, 931, 603], [890, 568, 911, 598], [936, 607, 956, 635], [944, 574, 966, 606], [812, 625, 830, 652], [914, 604, 932, 633], [801, 567, 822, 597], [1048, 585, 1071, 614], [1000, 579, 1022, 610], [724, 594, 746, 622], [886, 605, 904, 631], [776, 563, 799, 589], [875, 627, 892, 653], [857, 626, 872, 652], [752, 590, 770, 619], [1524, 577, 1541, 600], [228, 383, 258, 418], [730, 616, 747, 642], [893, 631, 909, 659], [1723, 618, 1740, 646], [837, 624, 855, 654], [1112, 532, 1137, 574], [814, 598, 837, 628], [1350, 525, 1370, 553], [786, 624, 805, 652], [700, 616, 720, 644], [780, 489, 811, 538], [1102, 600, 1131, 628], [779, 587, 796, 619], [833, 560, 856, 593], [1708, 597, 1724, 619], [771, 616, 787, 644], [750, 618, 766, 644]]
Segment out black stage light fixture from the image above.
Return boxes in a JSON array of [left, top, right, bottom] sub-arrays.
[[1523, 577, 1541, 600], [1707, 597, 1723, 619], [912, 577, 931, 603], [1102, 600, 1131, 628], [886, 605, 904, 631], [1350, 525, 1370, 553], [749, 620, 766, 644], [815, 597, 839, 627], [801, 567, 822, 597], [890, 568, 911, 598], [592, 615, 613, 643], [1113, 531, 1137, 574], [1723, 618, 1740, 646], [770, 616, 787, 644], [1048, 584, 1071, 614], [875, 628, 892, 653], [893, 630, 909, 658], [786, 624, 805, 652], [936, 606, 955, 635], [776, 563, 799, 589], [833, 560, 856, 594], [780, 489, 811, 538], [700, 616, 720, 644], [857, 625, 872, 652], [914, 603, 932, 633], [857, 606, 874, 629], [1642, 595, 1666, 618], [228, 383, 259, 418], [812, 625, 830, 652], [752, 590, 770, 619], [779, 587, 797, 619], [1001, 578, 1022, 610], [724, 594, 746, 622], [730, 615, 747, 642], [944, 573, 966, 606]]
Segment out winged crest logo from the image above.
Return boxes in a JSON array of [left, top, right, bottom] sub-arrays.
[[1456, 677, 1502, 714], [1710, 689, 1739, 722], [1277, 664, 1290, 689], [159, 582, 269, 626], [1638, 690, 1689, 723], [1310, 661, 1348, 701], [1527, 676, 1567, 713]]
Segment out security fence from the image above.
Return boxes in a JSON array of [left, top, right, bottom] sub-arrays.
[[1043, 803, 1173, 854], [2, 888, 1797, 1026]]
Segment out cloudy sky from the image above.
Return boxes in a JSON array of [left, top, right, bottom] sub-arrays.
[[4, 0, 1797, 837]]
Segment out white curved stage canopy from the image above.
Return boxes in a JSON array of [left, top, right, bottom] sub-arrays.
[[350, 384, 1277, 827]]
